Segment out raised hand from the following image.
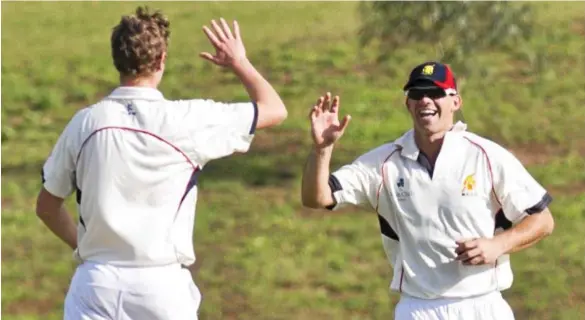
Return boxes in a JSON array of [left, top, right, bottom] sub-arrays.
[[309, 92, 351, 149], [200, 18, 247, 68]]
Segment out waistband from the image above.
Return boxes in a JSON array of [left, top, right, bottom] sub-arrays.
[[72, 261, 191, 292], [400, 291, 503, 306], [78, 259, 189, 269]]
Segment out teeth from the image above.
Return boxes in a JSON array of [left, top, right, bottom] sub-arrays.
[[419, 110, 437, 116]]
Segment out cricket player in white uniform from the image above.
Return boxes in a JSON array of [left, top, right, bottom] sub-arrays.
[[35, 7, 287, 320], [301, 61, 555, 319]]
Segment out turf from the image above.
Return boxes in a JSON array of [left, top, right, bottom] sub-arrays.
[[2, 2, 584, 319]]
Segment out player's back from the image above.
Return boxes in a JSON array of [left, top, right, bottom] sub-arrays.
[[42, 86, 258, 267], [71, 89, 201, 267]]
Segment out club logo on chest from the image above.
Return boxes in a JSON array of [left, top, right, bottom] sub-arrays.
[[395, 177, 412, 200], [461, 173, 478, 196]]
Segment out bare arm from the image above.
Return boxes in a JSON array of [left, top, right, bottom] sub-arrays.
[[301, 93, 351, 209], [457, 144, 556, 265], [232, 59, 287, 129], [456, 208, 554, 265], [36, 187, 77, 250], [493, 208, 554, 254], [200, 18, 287, 130], [301, 146, 335, 208]]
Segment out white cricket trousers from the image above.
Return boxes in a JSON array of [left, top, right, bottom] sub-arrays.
[[394, 291, 515, 320], [64, 261, 201, 320]]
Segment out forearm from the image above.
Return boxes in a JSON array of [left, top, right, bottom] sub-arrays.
[[232, 59, 287, 128], [494, 210, 554, 254], [36, 188, 78, 250], [38, 206, 78, 250], [301, 146, 335, 208]]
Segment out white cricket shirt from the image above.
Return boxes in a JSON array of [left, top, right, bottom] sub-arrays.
[[42, 86, 258, 267], [329, 122, 552, 299]]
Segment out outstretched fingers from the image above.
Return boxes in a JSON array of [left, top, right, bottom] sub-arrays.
[[310, 96, 324, 120], [199, 52, 217, 63], [233, 20, 241, 40], [330, 95, 340, 114], [310, 92, 343, 121], [338, 114, 352, 132], [219, 18, 234, 39], [211, 19, 228, 42], [202, 26, 221, 49], [322, 92, 332, 112]]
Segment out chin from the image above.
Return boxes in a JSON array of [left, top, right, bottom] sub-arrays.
[[417, 122, 438, 132], [417, 124, 446, 137]]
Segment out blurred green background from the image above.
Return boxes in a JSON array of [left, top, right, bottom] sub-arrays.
[[2, 2, 584, 319]]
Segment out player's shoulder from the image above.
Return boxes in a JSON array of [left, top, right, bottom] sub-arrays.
[[63, 97, 132, 134], [63, 106, 94, 130], [355, 141, 401, 165], [161, 98, 227, 119], [73, 99, 118, 123], [166, 98, 216, 109], [459, 131, 518, 162]]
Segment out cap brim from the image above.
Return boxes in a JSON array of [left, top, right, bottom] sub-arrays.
[[403, 77, 439, 91], [403, 86, 458, 96], [406, 85, 440, 90]]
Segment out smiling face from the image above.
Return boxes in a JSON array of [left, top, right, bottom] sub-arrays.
[[405, 87, 461, 136]]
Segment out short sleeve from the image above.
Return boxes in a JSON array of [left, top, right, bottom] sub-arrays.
[[178, 99, 258, 166], [42, 120, 78, 198], [489, 143, 552, 223], [329, 151, 383, 211]]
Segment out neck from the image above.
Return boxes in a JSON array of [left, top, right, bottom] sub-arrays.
[[414, 129, 448, 165], [120, 75, 159, 89]]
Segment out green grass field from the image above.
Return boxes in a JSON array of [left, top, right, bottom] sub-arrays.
[[2, 2, 584, 319]]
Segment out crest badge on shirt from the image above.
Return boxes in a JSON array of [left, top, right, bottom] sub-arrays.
[[126, 103, 136, 115], [395, 177, 412, 200], [461, 173, 478, 196]]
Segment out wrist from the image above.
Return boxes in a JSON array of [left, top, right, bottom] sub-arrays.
[[492, 233, 512, 255], [231, 57, 253, 74], [314, 144, 334, 156]]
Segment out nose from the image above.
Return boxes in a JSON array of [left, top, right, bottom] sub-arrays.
[[417, 96, 434, 106]]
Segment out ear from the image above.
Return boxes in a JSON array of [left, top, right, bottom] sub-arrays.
[[158, 52, 167, 71], [452, 95, 462, 112], [405, 97, 411, 110]]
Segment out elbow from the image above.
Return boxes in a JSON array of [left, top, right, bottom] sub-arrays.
[[301, 193, 333, 210], [301, 193, 316, 208], [36, 195, 50, 220], [301, 198, 320, 209], [35, 191, 45, 218], [542, 214, 555, 237], [538, 208, 555, 238], [35, 187, 63, 220], [300, 191, 322, 209], [255, 103, 288, 129], [274, 104, 288, 125], [36, 200, 48, 220]]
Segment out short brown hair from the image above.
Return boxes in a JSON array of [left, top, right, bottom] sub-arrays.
[[111, 6, 170, 77]]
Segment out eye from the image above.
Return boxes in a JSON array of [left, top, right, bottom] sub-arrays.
[[407, 91, 424, 100], [427, 89, 446, 99]]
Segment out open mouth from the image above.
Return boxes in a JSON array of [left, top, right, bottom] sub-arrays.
[[418, 109, 438, 119]]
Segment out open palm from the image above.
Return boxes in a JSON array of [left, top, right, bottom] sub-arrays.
[[310, 92, 351, 149], [200, 18, 247, 68]]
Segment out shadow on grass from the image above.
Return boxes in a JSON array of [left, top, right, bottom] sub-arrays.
[[1, 129, 360, 190], [0, 154, 301, 189], [1, 162, 43, 179], [199, 130, 360, 188]]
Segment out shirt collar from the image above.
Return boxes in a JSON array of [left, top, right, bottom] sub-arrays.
[[106, 86, 165, 101], [395, 121, 468, 161]]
